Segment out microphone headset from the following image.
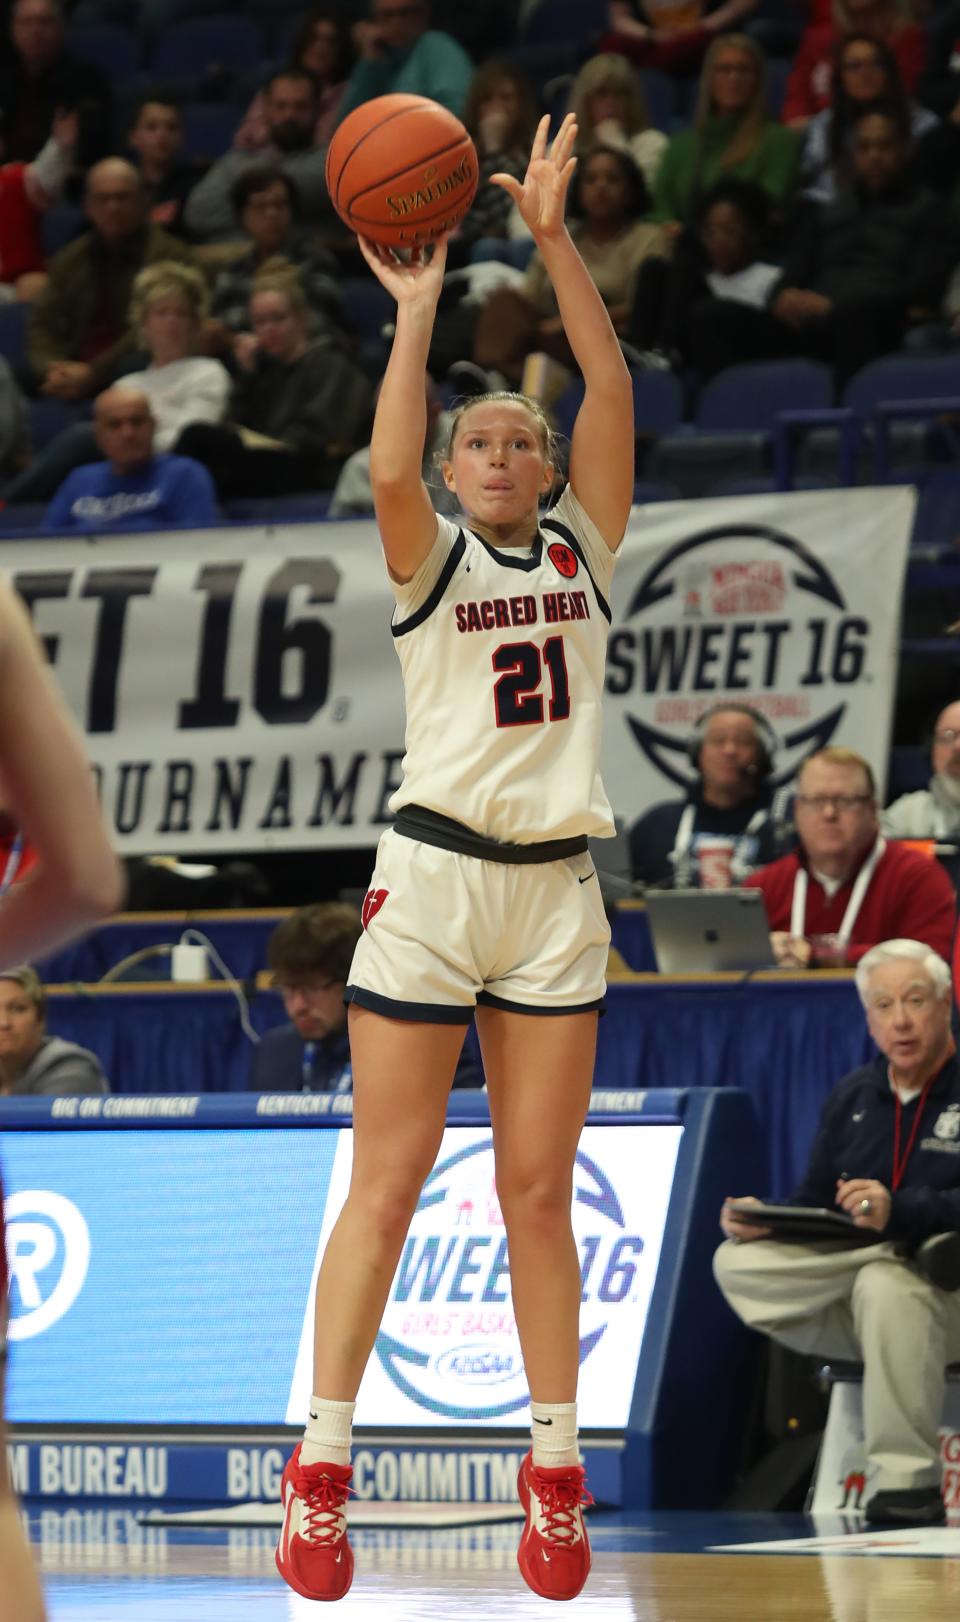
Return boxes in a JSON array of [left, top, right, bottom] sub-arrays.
[[686, 703, 778, 782]]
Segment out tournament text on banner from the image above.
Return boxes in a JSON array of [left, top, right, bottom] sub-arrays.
[[0, 488, 913, 853]]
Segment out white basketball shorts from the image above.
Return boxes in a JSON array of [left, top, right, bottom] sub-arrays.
[[345, 828, 610, 1021]]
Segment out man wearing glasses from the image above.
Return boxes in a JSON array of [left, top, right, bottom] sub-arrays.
[[337, 1, 473, 126], [743, 747, 955, 968], [882, 701, 960, 842]]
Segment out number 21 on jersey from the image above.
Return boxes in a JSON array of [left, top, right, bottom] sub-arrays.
[[492, 637, 570, 727]]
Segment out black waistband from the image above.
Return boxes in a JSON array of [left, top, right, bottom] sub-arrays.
[[393, 804, 589, 865]]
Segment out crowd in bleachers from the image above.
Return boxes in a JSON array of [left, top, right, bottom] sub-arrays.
[[0, 0, 957, 524]]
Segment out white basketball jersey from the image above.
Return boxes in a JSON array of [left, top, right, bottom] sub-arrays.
[[387, 486, 620, 843]]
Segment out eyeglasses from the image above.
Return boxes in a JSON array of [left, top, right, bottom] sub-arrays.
[[795, 794, 873, 812], [935, 728, 960, 746]]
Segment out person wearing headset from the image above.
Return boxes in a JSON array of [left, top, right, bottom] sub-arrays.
[[628, 703, 788, 888]]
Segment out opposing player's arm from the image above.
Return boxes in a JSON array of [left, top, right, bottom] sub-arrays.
[[359, 236, 448, 582], [0, 577, 123, 966], [493, 116, 634, 551]]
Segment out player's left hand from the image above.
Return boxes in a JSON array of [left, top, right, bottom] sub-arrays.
[[836, 1177, 891, 1232], [491, 113, 577, 242]]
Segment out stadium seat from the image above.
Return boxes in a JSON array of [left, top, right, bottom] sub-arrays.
[[633, 480, 681, 503], [341, 276, 394, 373], [696, 360, 834, 432], [148, 17, 263, 86], [0, 504, 46, 533], [0, 303, 28, 368], [707, 474, 840, 497], [843, 354, 960, 416], [910, 469, 960, 551], [67, 24, 140, 77], [517, 0, 600, 49], [41, 204, 86, 258], [27, 398, 90, 450], [224, 494, 332, 521], [550, 368, 683, 443], [180, 102, 241, 161]]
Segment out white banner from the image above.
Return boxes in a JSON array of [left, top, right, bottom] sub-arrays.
[[0, 488, 913, 853]]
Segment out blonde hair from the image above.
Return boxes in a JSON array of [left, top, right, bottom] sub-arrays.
[[696, 34, 769, 172], [569, 53, 652, 139], [130, 260, 208, 344], [445, 390, 558, 465], [799, 746, 877, 797], [250, 256, 309, 322]]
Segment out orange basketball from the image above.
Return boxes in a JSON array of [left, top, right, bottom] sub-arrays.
[[325, 94, 479, 248]]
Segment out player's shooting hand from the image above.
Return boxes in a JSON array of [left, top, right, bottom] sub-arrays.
[[491, 113, 578, 242], [356, 234, 449, 308]]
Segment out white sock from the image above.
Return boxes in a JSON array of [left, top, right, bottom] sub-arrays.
[[301, 1396, 355, 1467], [530, 1400, 579, 1469]]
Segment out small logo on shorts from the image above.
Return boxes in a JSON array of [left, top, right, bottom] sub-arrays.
[[361, 887, 389, 930], [547, 542, 578, 579]]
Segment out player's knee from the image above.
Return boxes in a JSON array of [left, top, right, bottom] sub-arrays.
[[498, 1169, 572, 1234]]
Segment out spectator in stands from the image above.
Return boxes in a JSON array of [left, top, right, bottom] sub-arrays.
[[743, 747, 956, 967], [176, 263, 373, 499], [628, 704, 787, 887], [800, 34, 937, 204], [5, 259, 229, 502], [472, 146, 666, 386], [882, 701, 960, 840], [569, 53, 668, 193], [602, 0, 760, 77], [0, 0, 113, 166], [207, 167, 348, 365], [692, 105, 959, 386], [250, 903, 483, 1092], [783, 0, 926, 128], [456, 61, 537, 254], [329, 373, 456, 517], [629, 176, 779, 371], [183, 70, 331, 243], [43, 384, 219, 532], [0, 105, 76, 302], [234, 7, 354, 154], [0, 965, 107, 1095], [337, 0, 474, 127], [127, 96, 202, 240], [651, 34, 802, 226], [715, 938, 960, 1528], [25, 157, 194, 400]]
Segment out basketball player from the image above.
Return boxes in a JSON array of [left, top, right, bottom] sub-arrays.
[[0, 575, 123, 1622], [276, 113, 633, 1604]]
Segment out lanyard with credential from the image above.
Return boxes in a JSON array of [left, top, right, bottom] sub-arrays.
[[789, 835, 886, 942], [0, 833, 23, 900], [891, 1075, 936, 1191]]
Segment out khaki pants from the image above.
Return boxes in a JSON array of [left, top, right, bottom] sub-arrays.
[[714, 1238, 960, 1491]]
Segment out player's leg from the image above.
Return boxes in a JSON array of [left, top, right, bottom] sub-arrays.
[[277, 1010, 465, 1602], [476, 1004, 597, 1602], [0, 1289, 46, 1622]]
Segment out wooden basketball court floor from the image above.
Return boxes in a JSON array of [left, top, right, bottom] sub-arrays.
[[27, 1507, 960, 1620]]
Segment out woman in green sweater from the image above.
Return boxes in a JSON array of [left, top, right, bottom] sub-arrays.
[[652, 34, 802, 225]]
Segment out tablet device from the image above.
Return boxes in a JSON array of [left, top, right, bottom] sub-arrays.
[[727, 1202, 879, 1246]]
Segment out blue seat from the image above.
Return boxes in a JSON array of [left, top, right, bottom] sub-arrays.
[[696, 360, 834, 432], [910, 469, 960, 551], [708, 473, 840, 497], [41, 204, 86, 258], [27, 398, 89, 450], [224, 494, 331, 521], [180, 102, 240, 160], [148, 17, 263, 83], [550, 368, 683, 442], [844, 353, 960, 414], [0, 304, 28, 368], [633, 479, 681, 503], [0, 504, 46, 533], [518, 0, 600, 48], [67, 24, 140, 76]]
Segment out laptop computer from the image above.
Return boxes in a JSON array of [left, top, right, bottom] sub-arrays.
[[644, 887, 775, 974]]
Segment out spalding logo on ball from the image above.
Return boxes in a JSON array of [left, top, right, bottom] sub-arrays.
[[325, 93, 479, 247]]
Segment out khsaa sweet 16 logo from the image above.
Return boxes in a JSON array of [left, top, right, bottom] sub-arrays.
[[372, 1135, 645, 1421]]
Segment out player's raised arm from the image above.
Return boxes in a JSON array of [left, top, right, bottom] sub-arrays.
[[0, 577, 123, 966], [492, 116, 634, 549], [357, 235, 450, 583]]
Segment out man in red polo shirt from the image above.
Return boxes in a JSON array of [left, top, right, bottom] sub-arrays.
[[744, 747, 956, 968]]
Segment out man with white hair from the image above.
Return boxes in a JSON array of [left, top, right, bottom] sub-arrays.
[[714, 938, 960, 1526]]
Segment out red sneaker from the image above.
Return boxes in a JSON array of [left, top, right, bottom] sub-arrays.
[[276, 1444, 354, 1601], [517, 1449, 593, 1601]]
